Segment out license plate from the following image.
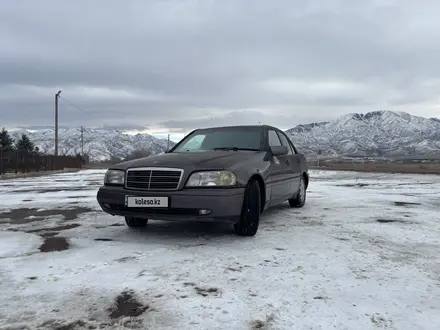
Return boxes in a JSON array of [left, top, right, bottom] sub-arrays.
[[125, 196, 169, 208]]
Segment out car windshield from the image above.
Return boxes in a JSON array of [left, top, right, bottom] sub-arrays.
[[171, 127, 263, 153]]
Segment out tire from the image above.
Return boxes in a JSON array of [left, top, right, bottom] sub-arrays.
[[233, 179, 261, 236], [288, 175, 306, 208], [125, 216, 148, 228]]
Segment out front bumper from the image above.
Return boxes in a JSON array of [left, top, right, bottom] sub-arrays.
[[96, 186, 245, 223]]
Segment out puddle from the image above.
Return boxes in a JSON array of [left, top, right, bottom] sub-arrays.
[[107, 290, 149, 319], [39, 237, 69, 252], [0, 207, 93, 224], [376, 218, 417, 224], [394, 201, 421, 207], [27, 223, 81, 234]]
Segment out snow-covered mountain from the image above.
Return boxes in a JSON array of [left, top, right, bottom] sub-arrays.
[[11, 110, 439, 161], [285, 110, 440, 157], [10, 128, 176, 161]]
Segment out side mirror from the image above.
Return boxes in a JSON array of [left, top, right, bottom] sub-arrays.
[[271, 145, 288, 156]]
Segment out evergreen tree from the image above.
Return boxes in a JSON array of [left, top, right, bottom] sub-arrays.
[[15, 133, 35, 153], [0, 127, 14, 151]]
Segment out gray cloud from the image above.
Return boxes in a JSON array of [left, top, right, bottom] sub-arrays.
[[1, 0, 440, 132]]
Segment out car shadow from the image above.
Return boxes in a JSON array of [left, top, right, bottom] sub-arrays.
[[260, 202, 297, 216], [121, 220, 236, 241], [101, 202, 299, 242]]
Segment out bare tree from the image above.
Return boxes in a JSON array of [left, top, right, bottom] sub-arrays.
[[40, 145, 50, 154], [60, 146, 73, 156]]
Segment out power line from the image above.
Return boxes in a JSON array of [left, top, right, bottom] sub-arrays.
[[57, 96, 172, 154], [56, 95, 102, 157], [59, 96, 173, 140], [81, 126, 84, 156], [55, 91, 61, 156], [58, 95, 105, 124]]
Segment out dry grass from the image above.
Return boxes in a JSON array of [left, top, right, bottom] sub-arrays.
[[309, 163, 440, 174]]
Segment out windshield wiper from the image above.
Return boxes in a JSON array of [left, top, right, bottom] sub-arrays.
[[213, 147, 260, 151]]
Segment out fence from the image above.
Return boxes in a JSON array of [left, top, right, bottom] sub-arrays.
[[0, 150, 86, 175], [308, 162, 440, 174]]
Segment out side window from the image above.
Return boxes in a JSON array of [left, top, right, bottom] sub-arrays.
[[276, 132, 295, 154], [268, 130, 282, 146]]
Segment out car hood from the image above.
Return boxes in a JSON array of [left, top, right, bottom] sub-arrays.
[[112, 151, 262, 171]]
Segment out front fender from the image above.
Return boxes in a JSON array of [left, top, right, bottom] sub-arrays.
[[232, 162, 270, 188]]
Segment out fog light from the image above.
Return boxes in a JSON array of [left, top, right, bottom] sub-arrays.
[[199, 209, 212, 215]]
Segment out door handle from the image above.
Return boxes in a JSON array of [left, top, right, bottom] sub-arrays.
[[286, 159, 290, 166]]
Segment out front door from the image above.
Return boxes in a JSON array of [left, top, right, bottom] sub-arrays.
[[276, 130, 301, 197], [267, 129, 290, 202]]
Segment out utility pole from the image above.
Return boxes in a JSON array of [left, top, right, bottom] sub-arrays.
[[167, 134, 170, 150], [81, 126, 84, 156], [55, 90, 62, 156]]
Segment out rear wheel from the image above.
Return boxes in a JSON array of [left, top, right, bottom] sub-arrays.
[[288, 175, 306, 208], [234, 179, 261, 236], [125, 216, 148, 228]]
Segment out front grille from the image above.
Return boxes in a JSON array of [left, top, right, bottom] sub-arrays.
[[126, 168, 183, 190]]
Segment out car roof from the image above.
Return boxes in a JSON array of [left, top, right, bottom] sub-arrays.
[[195, 124, 280, 131]]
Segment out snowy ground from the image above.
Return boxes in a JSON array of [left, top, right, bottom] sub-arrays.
[[0, 169, 439, 330]]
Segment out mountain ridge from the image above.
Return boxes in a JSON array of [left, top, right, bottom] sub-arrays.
[[10, 128, 176, 161], [9, 110, 440, 161], [285, 110, 440, 157]]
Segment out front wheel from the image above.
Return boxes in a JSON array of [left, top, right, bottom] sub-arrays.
[[125, 216, 148, 228], [234, 179, 261, 237], [288, 176, 306, 208]]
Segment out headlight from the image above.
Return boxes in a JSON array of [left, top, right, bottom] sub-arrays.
[[104, 169, 125, 185], [185, 170, 236, 187]]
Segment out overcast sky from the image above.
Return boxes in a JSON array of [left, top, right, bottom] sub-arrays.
[[1, 0, 440, 136]]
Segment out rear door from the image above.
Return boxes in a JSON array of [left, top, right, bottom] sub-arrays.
[[276, 130, 301, 197]]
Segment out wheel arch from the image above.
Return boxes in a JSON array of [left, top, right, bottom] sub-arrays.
[[303, 172, 309, 189], [248, 173, 266, 214]]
